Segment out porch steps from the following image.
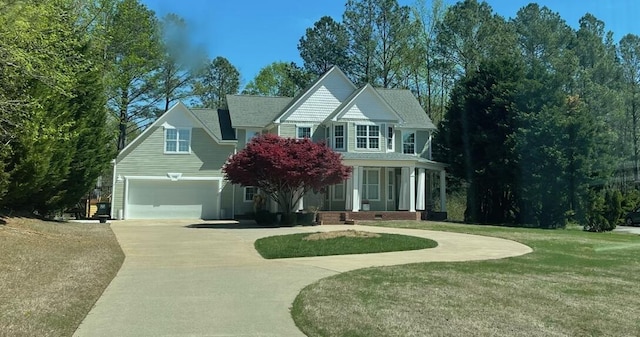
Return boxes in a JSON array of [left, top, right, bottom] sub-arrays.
[[317, 211, 422, 225]]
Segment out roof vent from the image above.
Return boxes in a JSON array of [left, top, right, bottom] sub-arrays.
[[167, 173, 182, 181]]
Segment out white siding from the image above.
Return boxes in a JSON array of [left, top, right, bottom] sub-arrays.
[[284, 73, 354, 122], [162, 106, 197, 128], [340, 89, 398, 122]]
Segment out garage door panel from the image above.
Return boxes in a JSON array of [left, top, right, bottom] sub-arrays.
[[127, 180, 218, 219]]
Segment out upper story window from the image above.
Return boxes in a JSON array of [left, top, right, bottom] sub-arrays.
[[387, 125, 394, 151], [297, 125, 311, 139], [165, 128, 191, 154], [356, 125, 380, 150], [403, 131, 415, 154], [246, 130, 260, 144], [334, 125, 345, 150]]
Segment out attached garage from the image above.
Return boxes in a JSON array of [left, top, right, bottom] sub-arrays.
[[125, 178, 220, 219]]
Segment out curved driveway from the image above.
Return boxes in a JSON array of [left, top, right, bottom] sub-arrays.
[[74, 220, 532, 337]]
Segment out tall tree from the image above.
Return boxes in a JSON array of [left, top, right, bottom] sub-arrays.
[[436, 57, 524, 223], [192, 56, 240, 109], [408, 0, 449, 123], [0, 0, 114, 212], [570, 14, 621, 217], [618, 34, 640, 181], [343, 0, 377, 84], [298, 16, 351, 76], [343, 0, 416, 87], [242, 62, 313, 97], [435, 0, 514, 78], [105, 0, 162, 150]]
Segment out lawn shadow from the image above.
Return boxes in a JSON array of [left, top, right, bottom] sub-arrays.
[[186, 220, 264, 229], [185, 219, 317, 229]]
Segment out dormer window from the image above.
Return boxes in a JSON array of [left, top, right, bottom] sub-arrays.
[[165, 128, 191, 154], [297, 125, 311, 139], [356, 125, 380, 150]]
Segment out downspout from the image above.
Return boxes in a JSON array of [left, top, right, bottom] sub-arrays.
[[110, 159, 116, 219], [230, 147, 237, 219]]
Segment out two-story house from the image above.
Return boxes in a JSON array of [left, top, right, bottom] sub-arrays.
[[110, 66, 447, 222]]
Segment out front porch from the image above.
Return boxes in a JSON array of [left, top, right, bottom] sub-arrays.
[[309, 162, 447, 214]]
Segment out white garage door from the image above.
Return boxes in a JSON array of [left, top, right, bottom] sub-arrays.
[[126, 179, 219, 219]]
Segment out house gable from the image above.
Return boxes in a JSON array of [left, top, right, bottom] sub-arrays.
[[328, 84, 404, 123], [117, 102, 226, 162], [276, 66, 356, 124]]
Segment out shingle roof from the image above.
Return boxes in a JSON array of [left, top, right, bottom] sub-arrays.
[[190, 108, 236, 141], [375, 89, 436, 130], [226, 95, 292, 128], [341, 152, 447, 169], [341, 152, 422, 161]]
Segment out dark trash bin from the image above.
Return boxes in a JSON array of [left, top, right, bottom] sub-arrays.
[[95, 202, 111, 217]]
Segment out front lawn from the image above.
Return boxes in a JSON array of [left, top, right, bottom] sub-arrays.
[[292, 221, 640, 337], [0, 217, 124, 337], [255, 230, 437, 259]]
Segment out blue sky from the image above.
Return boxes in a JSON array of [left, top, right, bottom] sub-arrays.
[[140, 0, 640, 88]]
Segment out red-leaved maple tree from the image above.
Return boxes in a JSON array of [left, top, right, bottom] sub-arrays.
[[223, 134, 352, 216]]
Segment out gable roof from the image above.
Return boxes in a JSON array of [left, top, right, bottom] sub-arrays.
[[117, 102, 233, 161], [375, 89, 436, 130], [226, 95, 292, 128], [274, 66, 356, 123], [325, 83, 405, 123]]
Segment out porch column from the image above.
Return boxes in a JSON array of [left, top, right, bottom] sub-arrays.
[[351, 166, 361, 212], [440, 170, 447, 212], [345, 174, 352, 211], [409, 167, 416, 212], [398, 167, 409, 210], [416, 168, 426, 211]]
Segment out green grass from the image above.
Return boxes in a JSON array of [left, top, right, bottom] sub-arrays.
[[292, 221, 640, 337], [254, 230, 437, 259], [0, 217, 124, 337]]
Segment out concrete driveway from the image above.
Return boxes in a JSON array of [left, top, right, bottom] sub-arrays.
[[615, 225, 640, 234], [73, 220, 532, 337]]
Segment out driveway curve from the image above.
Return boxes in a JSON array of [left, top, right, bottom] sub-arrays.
[[74, 220, 532, 337]]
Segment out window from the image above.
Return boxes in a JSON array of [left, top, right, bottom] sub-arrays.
[[246, 130, 259, 143], [297, 126, 311, 139], [403, 131, 415, 154], [362, 169, 380, 200], [334, 125, 344, 150], [333, 181, 345, 200], [356, 125, 380, 150], [387, 125, 394, 151], [387, 170, 395, 201], [165, 128, 190, 153], [244, 186, 258, 202]]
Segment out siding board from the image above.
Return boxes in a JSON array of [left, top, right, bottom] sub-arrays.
[[113, 127, 234, 216]]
